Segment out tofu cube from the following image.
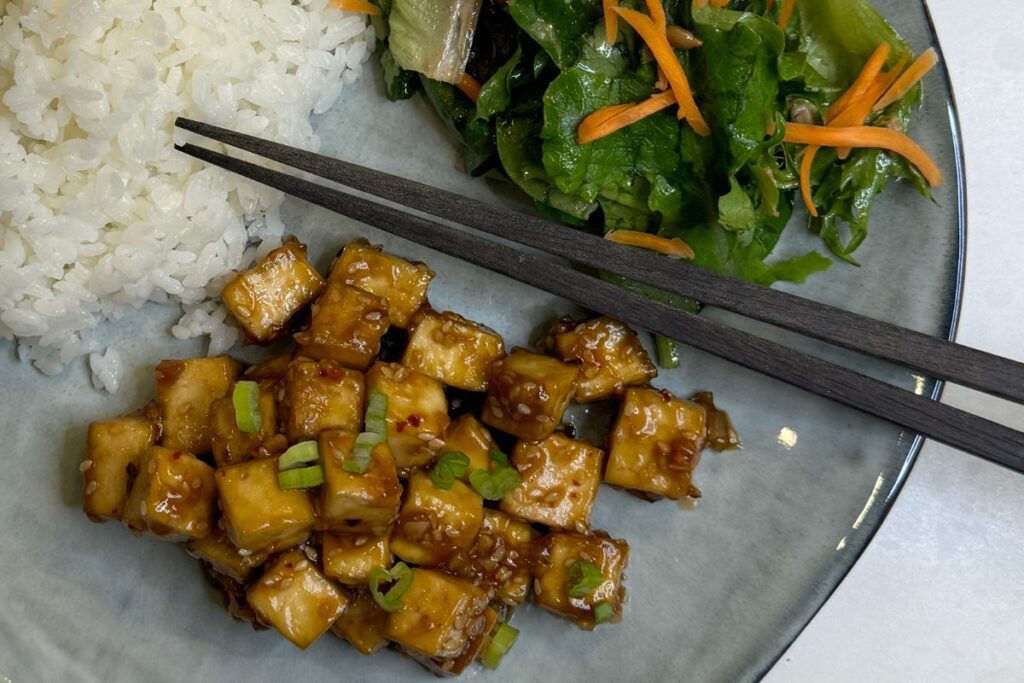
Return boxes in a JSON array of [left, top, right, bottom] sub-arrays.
[[283, 359, 365, 442], [242, 352, 293, 381], [186, 528, 268, 582], [531, 531, 629, 630], [481, 349, 579, 441], [208, 381, 278, 468], [123, 446, 217, 540], [322, 531, 391, 585], [293, 281, 390, 370], [155, 356, 241, 454], [434, 606, 499, 676], [500, 434, 603, 532], [319, 430, 402, 534], [215, 458, 316, 553], [605, 387, 707, 500], [366, 362, 449, 471], [551, 316, 657, 402], [386, 568, 489, 659], [329, 242, 434, 328], [331, 590, 390, 656], [82, 416, 156, 521], [441, 414, 496, 478], [222, 238, 326, 344], [247, 549, 348, 649], [402, 309, 505, 391], [455, 509, 537, 605], [390, 473, 483, 566]]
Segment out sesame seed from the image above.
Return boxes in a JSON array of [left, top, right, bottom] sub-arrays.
[[237, 306, 252, 318], [535, 415, 554, 423], [516, 403, 532, 415], [443, 526, 460, 538], [534, 579, 543, 595], [293, 559, 310, 572], [79, 459, 94, 472], [364, 311, 383, 321], [353, 535, 368, 547], [417, 431, 435, 442], [238, 548, 253, 557], [191, 477, 203, 489], [428, 438, 445, 450], [85, 480, 98, 495], [441, 321, 454, 333], [496, 567, 512, 582], [491, 406, 505, 419], [579, 551, 594, 563]]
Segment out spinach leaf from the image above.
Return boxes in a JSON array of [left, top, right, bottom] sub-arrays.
[[380, 49, 419, 101], [477, 48, 523, 119], [507, 0, 602, 69], [420, 76, 497, 176], [718, 177, 757, 231]]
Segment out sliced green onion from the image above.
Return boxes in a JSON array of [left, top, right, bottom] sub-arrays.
[[278, 441, 319, 471], [232, 381, 263, 433], [593, 601, 614, 624], [655, 334, 680, 369], [277, 464, 324, 490], [487, 448, 509, 466], [365, 390, 388, 435], [470, 464, 522, 501], [343, 431, 384, 474], [368, 562, 413, 612], [479, 623, 519, 669], [356, 430, 385, 448], [429, 451, 470, 490], [566, 560, 604, 599]]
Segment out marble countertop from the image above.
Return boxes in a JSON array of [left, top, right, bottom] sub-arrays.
[[767, 0, 1024, 679]]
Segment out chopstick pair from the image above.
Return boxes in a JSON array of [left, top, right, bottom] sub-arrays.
[[173, 117, 1024, 474]]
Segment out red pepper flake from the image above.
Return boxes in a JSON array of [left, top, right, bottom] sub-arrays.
[[395, 420, 407, 433], [172, 451, 182, 460], [407, 414, 423, 427]]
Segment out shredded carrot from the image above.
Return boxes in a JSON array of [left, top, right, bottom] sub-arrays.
[[456, 73, 481, 103], [604, 0, 620, 45], [578, 91, 677, 145], [784, 123, 943, 187], [644, 0, 667, 34], [606, 230, 695, 260], [778, 0, 795, 29], [709, 0, 730, 7], [873, 48, 938, 112], [613, 8, 710, 136], [826, 43, 891, 121], [693, 0, 709, 8], [831, 55, 908, 158], [799, 146, 820, 217], [332, 0, 380, 14], [766, 0, 774, 10]]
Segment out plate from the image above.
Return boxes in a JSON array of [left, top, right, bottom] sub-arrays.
[[0, 0, 964, 680]]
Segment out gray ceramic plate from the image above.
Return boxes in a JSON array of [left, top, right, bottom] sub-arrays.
[[0, 1, 964, 681]]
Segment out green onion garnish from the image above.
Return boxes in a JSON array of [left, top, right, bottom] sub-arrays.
[[655, 334, 680, 370], [364, 390, 388, 435], [593, 601, 614, 624], [479, 623, 519, 669], [566, 559, 604, 599], [278, 441, 319, 471], [469, 449, 522, 501], [343, 431, 384, 474], [232, 380, 263, 433], [487, 448, 509, 466], [368, 562, 413, 612], [429, 451, 470, 490], [277, 464, 324, 490]]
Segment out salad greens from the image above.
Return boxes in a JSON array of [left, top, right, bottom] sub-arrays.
[[374, 0, 933, 284]]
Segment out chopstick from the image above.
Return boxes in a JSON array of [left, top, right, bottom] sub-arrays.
[[176, 118, 1024, 405], [173, 119, 1024, 474]]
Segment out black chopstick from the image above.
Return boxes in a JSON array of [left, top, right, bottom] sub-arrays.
[[175, 117, 1024, 405], [172, 136, 1024, 474]]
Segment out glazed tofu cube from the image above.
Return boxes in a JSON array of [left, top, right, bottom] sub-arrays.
[[366, 362, 449, 471], [222, 238, 326, 344], [123, 446, 217, 540], [331, 590, 390, 656], [247, 549, 348, 649], [283, 359, 365, 442], [293, 281, 390, 370], [215, 458, 316, 553], [551, 316, 657, 402], [329, 242, 434, 328], [455, 509, 537, 605], [155, 356, 241, 454], [319, 430, 402, 534], [243, 352, 293, 381], [402, 309, 505, 391], [390, 473, 483, 566], [434, 606, 499, 676], [500, 434, 603, 532], [187, 528, 268, 582], [605, 387, 707, 500], [208, 382, 278, 468], [481, 349, 578, 441], [441, 414, 496, 478], [322, 531, 391, 585], [531, 531, 629, 630], [82, 416, 156, 521], [386, 568, 489, 659]]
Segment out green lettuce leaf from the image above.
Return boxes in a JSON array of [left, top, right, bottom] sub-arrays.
[[420, 76, 496, 176], [507, 0, 602, 69], [389, 0, 482, 82], [380, 49, 419, 101], [477, 48, 523, 119]]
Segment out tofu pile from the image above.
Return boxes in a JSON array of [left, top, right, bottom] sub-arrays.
[[80, 237, 730, 673]]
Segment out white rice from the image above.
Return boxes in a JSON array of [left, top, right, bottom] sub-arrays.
[[0, 0, 373, 387]]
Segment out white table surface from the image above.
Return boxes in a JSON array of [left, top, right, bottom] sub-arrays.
[[766, 1, 1024, 680]]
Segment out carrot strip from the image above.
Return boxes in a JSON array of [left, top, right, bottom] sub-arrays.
[[873, 48, 939, 112], [578, 91, 677, 145], [799, 146, 820, 217], [832, 55, 907, 158], [766, 0, 775, 10], [606, 230, 695, 260], [693, 0, 709, 8], [784, 123, 943, 187], [826, 43, 891, 121], [604, 0, 620, 45], [332, 0, 380, 14], [778, 0, 795, 29], [613, 7, 710, 135], [456, 73, 481, 102], [644, 0, 667, 34], [709, 0, 730, 7]]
